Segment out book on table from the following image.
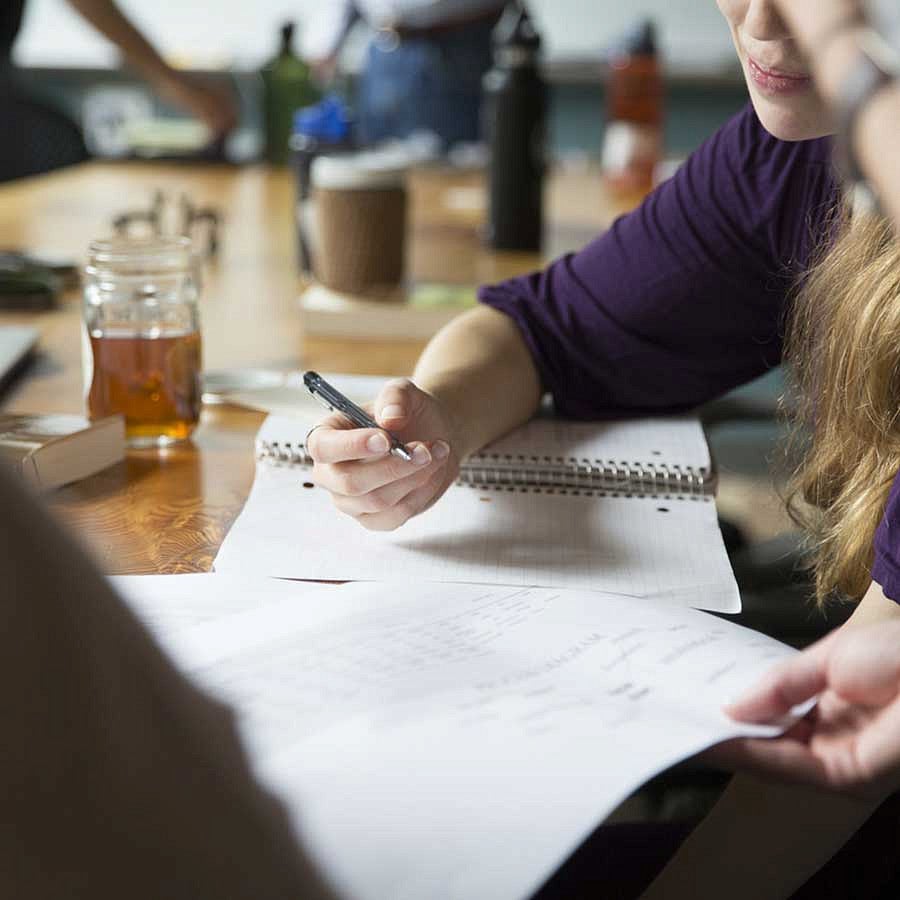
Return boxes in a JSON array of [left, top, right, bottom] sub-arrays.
[[298, 281, 477, 340], [213, 375, 739, 612], [0, 413, 125, 490]]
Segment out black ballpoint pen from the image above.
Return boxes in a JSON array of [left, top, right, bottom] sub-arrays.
[[302, 371, 413, 461]]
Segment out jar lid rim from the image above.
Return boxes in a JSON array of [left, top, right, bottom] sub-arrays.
[[88, 235, 194, 263]]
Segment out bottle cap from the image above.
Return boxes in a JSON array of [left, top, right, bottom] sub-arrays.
[[293, 96, 352, 143], [612, 19, 657, 57], [492, 2, 541, 64], [86, 236, 194, 277]]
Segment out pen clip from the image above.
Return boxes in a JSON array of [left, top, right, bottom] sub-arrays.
[[309, 391, 335, 414]]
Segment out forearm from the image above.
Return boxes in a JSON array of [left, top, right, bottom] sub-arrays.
[[66, 0, 172, 84], [413, 305, 542, 458], [327, 1, 360, 59], [641, 775, 876, 900], [815, 30, 900, 225], [797, 19, 900, 226], [853, 82, 900, 225]]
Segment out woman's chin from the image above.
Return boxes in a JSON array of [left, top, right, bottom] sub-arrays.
[[749, 91, 834, 142]]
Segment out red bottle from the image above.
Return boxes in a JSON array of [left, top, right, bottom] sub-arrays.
[[602, 20, 663, 199]]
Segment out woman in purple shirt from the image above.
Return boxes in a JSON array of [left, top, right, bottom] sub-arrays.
[[309, 0, 900, 894]]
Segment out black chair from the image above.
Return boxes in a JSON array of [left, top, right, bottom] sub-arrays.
[[0, 82, 88, 183]]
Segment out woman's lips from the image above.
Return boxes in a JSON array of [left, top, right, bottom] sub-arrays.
[[747, 55, 812, 96]]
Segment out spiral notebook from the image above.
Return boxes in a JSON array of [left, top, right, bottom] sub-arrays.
[[256, 413, 716, 497], [214, 413, 738, 612]]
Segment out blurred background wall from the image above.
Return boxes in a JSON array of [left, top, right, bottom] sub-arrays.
[[15, 1, 739, 71], [13, 0, 750, 161]]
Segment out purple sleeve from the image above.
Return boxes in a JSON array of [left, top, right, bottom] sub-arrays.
[[872, 471, 900, 602], [479, 104, 837, 420]]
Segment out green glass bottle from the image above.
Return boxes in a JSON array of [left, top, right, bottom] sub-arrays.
[[262, 22, 319, 165]]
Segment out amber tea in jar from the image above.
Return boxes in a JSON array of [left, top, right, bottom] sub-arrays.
[[83, 237, 202, 447]]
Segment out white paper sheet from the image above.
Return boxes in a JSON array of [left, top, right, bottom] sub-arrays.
[[205, 372, 389, 420], [111, 573, 327, 646], [169, 581, 793, 900], [214, 460, 740, 612]]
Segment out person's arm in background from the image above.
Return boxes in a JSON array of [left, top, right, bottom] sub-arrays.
[[855, 68, 900, 224], [306, 0, 361, 83], [0, 462, 337, 899], [65, 0, 237, 136]]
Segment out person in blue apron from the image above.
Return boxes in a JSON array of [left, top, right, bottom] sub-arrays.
[[309, 1, 504, 146]]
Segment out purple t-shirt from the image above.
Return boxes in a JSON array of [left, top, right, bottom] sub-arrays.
[[872, 484, 900, 601], [479, 102, 900, 601]]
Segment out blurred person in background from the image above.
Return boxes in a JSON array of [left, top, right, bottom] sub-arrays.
[[0, 463, 339, 900], [308, 0, 506, 146], [0, 0, 237, 180]]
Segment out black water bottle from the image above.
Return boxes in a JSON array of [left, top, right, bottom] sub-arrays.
[[483, 2, 546, 251]]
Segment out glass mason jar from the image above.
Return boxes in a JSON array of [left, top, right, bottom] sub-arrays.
[[83, 236, 202, 448]]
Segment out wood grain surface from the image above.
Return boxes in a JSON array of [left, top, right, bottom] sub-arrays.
[[0, 161, 618, 573]]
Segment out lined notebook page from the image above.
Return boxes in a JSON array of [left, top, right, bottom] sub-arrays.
[[476, 415, 710, 472], [214, 458, 740, 612]]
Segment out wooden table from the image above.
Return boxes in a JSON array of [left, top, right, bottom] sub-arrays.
[[0, 161, 625, 574]]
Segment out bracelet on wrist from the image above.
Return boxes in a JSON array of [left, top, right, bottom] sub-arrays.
[[834, 28, 900, 190]]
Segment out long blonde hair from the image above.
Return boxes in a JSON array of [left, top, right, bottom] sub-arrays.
[[785, 206, 900, 605]]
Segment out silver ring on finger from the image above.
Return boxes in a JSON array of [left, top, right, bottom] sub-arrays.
[[304, 423, 324, 461]]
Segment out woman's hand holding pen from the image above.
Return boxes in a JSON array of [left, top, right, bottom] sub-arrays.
[[307, 379, 460, 531]]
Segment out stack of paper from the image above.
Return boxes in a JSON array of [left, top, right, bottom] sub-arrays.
[[110, 383, 770, 898]]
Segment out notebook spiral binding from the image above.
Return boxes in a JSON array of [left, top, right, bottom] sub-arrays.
[[257, 440, 311, 466], [458, 454, 709, 498], [256, 440, 710, 499]]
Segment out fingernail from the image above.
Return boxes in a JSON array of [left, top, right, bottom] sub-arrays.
[[381, 404, 405, 421], [433, 441, 450, 461], [367, 433, 389, 454], [412, 444, 431, 466]]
